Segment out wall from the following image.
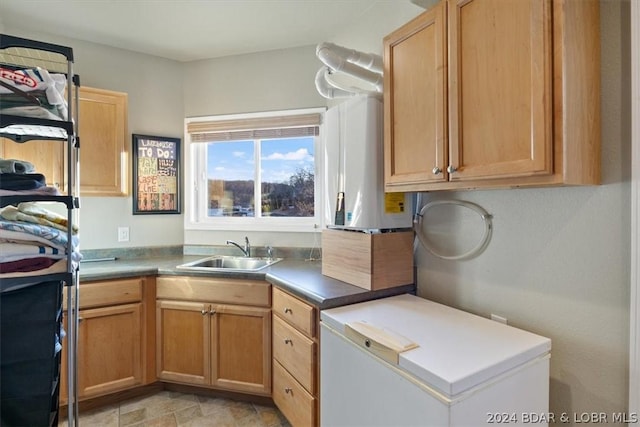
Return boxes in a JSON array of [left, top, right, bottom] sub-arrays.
[[2, 0, 632, 417], [326, 0, 630, 421], [332, 0, 629, 421], [1, 25, 185, 250], [182, 46, 327, 249]]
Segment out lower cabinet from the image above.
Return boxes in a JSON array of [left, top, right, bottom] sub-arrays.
[[155, 276, 272, 396], [60, 277, 148, 404], [272, 287, 319, 427]]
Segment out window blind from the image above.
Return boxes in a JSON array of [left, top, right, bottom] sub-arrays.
[[187, 112, 321, 142]]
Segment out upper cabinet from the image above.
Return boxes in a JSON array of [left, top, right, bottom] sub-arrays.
[[79, 86, 128, 196], [1, 86, 128, 196], [384, 0, 600, 192]]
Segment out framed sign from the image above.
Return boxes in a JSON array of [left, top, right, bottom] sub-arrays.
[[132, 134, 181, 214]]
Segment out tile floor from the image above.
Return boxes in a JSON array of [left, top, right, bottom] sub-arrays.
[[58, 390, 291, 427]]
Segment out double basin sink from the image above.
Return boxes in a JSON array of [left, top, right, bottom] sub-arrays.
[[177, 255, 282, 272]]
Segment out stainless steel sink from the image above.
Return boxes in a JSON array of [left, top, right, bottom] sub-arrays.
[[176, 255, 282, 272]]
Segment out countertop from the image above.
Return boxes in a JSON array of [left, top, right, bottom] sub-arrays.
[[79, 255, 415, 309]]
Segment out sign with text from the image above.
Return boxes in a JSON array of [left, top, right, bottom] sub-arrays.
[[133, 134, 181, 214]]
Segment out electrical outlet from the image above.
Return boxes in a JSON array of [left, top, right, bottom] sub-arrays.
[[491, 314, 507, 325], [118, 226, 130, 242]]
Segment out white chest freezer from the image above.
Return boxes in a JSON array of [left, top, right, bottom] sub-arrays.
[[320, 294, 552, 427]]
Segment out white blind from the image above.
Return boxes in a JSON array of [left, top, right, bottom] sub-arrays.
[[187, 112, 321, 142]]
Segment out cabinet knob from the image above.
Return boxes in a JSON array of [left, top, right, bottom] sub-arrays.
[[201, 309, 208, 316], [209, 309, 216, 316], [284, 338, 292, 345], [432, 167, 441, 175], [285, 387, 293, 394], [284, 308, 292, 314], [447, 165, 457, 174]]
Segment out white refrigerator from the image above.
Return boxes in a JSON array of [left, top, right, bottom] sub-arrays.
[[320, 294, 552, 427]]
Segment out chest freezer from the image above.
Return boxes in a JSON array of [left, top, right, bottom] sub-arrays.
[[320, 294, 552, 427]]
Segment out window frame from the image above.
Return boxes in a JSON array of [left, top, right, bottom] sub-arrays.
[[184, 107, 326, 233]]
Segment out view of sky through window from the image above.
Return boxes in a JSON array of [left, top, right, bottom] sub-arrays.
[[206, 137, 315, 217]]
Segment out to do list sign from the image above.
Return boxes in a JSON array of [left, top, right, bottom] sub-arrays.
[[133, 134, 181, 214]]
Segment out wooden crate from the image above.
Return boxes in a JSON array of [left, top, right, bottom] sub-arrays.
[[321, 229, 414, 290]]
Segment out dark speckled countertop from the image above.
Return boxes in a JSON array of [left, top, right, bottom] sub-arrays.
[[79, 255, 415, 309]]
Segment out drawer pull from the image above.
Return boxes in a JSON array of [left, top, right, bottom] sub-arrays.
[[284, 307, 292, 314], [284, 387, 293, 394], [284, 338, 292, 345]]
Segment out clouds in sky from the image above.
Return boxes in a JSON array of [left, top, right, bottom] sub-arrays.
[[207, 137, 314, 183]]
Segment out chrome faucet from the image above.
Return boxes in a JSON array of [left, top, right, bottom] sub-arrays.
[[226, 236, 251, 257]]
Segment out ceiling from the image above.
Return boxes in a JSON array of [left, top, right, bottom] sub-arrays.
[[0, 0, 401, 62]]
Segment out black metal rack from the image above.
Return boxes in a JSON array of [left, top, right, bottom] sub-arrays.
[[0, 33, 80, 427]]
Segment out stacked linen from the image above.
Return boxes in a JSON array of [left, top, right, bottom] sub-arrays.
[[0, 67, 68, 121], [0, 157, 61, 196], [0, 202, 80, 277]]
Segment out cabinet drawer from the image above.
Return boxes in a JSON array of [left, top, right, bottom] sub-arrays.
[[65, 278, 143, 309], [272, 288, 315, 337], [157, 276, 270, 307], [273, 360, 316, 427], [273, 315, 316, 394]]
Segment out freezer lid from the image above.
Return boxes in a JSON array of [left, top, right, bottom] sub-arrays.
[[320, 293, 551, 397]]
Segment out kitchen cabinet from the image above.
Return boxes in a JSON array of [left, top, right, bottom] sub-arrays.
[[272, 287, 319, 427], [1, 86, 128, 196], [384, 0, 600, 192], [156, 276, 272, 396], [78, 86, 128, 196], [60, 277, 152, 404]]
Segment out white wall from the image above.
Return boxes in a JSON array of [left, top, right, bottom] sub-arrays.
[[335, 0, 629, 420], [2, 26, 185, 250], [447, 2, 631, 417], [3, 0, 632, 416], [182, 46, 327, 248]]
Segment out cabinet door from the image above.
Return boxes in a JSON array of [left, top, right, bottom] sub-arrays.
[[78, 86, 128, 196], [156, 300, 209, 385], [0, 138, 65, 191], [384, 1, 447, 190], [210, 305, 271, 395], [60, 303, 143, 402], [77, 303, 143, 398], [448, 0, 552, 181]]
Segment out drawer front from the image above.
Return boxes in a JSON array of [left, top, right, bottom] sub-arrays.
[[156, 276, 270, 307], [272, 288, 315, 337], [273, 315, 316, 393], [71, 278, 143, 309], [273, 360, 316, 427]]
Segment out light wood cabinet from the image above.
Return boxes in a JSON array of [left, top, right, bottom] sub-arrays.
[[156, 276, 272, 396], [0, 86, 128, 196], [78, 86, 128, 196], [272, 287, 318, 427], [384, 0, 600, 192], [60, 277, 150, 404]]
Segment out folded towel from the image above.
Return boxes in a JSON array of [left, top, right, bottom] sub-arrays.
[[0, 173, 46, 190], [0, 202, 79, 234], [0, 158, 35, 174]]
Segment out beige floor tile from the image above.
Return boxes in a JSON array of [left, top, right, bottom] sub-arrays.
[[61, 390, 289, 427], [253, 404, 288, 427], [174, 403, 203, 425]]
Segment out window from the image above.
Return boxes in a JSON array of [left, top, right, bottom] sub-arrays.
[[185, 108, 324, 232]]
